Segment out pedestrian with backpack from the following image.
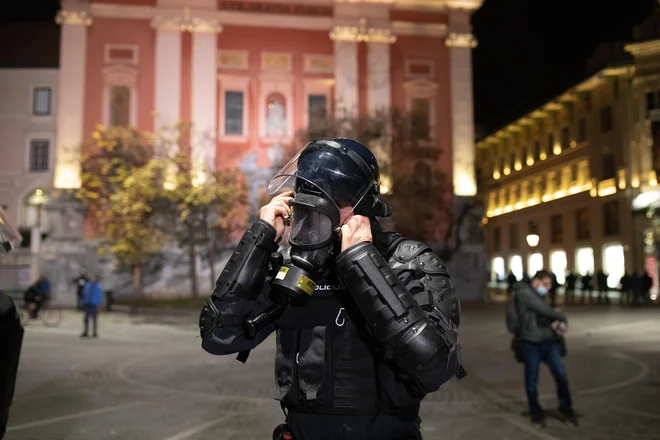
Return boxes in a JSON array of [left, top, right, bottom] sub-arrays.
[[506, 270, 578, 428]]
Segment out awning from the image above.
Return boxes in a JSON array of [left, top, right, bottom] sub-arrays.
[[632, 190, 660, 211]]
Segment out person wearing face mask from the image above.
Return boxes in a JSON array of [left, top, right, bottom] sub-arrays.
[[198, 138, 465, 440], [513, 269, 577, 428]]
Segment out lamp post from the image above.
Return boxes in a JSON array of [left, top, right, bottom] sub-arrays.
[[27, 189, 49, 281], [526, 233, 539, 248]]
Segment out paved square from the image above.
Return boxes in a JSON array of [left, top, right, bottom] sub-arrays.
[[6, 304, 660, 439]]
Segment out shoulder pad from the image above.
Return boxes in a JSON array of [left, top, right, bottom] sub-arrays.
[[390, 239, 450, 277], [391, 239, 430, 263], [417, 251, 450, 276]]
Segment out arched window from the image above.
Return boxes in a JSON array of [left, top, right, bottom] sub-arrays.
[[22, 188, 50, 229], [265, 92, 287, 138]]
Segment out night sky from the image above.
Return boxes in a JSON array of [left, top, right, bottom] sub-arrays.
[[2, 0, 658, 130]]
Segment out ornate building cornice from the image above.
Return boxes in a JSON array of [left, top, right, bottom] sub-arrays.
[[445, 32, 477, 48], [330, 18, 396, 44], [55, 9, 92, 26], [151, 8, 223, 33]]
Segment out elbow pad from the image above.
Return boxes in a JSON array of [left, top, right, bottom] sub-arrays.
[[212, 220, 278, 301], [389, 309, 458, 375], [336, 242, 426, 342]]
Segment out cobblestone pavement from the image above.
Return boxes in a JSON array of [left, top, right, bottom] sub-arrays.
[[6, 304, 660, 440]]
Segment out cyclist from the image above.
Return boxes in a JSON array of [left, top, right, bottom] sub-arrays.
[[23, 275, 51, 319]]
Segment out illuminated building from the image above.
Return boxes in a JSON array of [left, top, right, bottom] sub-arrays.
[[476, 11, 660, 292], [0, 22, 59, 232], [53, 0, 484, 225]]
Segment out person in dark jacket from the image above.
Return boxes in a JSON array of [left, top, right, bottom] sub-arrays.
[[514, 270, 577, 427], [0, 206, 24, 438], [73, 271, 89, 311], [564, 270, 577, 305], [198, 139, 464, 440]]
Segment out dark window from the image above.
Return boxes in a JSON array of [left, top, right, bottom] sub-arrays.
[[109, 86, 130, 126], [550, 214, 563, 244], [548, 134, 555, 153], [308, 94, 327, 129], [600, 105, 613, 132], [602, 153, 616, 180], [567, 102, 575, 120], [509, 223, 518, 249], [500, 157, 505, 174], [32, 87, 51, 116], [529, 179, 535, 196], [493, 227, 501, 252], [561, 127, 570, 150], [224, 91, 244, 135], [509, 152, 515, 171], [577, 118, 587, 143], [521, 146, 528, 166], [603, 201, 620, 236], [534, 141, 541, 161], [528, 219, 539, 235], [575, 207, 590, 240], [29, 140, 49, 172], [410, 98, 431, 140], [647, 91, 655, 118]]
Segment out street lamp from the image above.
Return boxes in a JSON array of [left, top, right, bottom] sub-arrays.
[[526, 233, 540, 247]]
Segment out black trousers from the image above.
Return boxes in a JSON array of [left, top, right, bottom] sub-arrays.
[[286, 412, 422, 440]]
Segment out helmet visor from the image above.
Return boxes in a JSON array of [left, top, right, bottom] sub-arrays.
[[267, 141, 377, 219], [0, 206, 22, 253]]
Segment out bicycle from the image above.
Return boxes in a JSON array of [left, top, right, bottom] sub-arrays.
[[20, 299, 62, 328]]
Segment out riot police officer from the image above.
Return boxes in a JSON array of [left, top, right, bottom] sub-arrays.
[[0, 206, 24, 439], [199, 139, 464, 440]]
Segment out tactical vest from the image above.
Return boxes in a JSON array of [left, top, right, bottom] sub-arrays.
[[272, 234, 423, 421]]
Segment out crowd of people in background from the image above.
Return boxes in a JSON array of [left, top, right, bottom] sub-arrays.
[[504, 269, 655, 307]]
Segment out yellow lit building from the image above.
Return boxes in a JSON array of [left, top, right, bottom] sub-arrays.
[[476, 12, 660, 291]]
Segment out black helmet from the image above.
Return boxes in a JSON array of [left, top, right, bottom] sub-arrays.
[[267, 138, 393, 218]]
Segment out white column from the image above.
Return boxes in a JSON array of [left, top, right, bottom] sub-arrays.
[[447, 11, 478, 197], [153, 23, 182, 133], [53, 9, 91, 189], [333, 39, 359, 118], [191, 25, 221, 170], [367, 42, 391, 115]]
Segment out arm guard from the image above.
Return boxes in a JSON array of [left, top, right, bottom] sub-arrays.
[[199, 220, 278, 338], [336, 242, 460, 378]]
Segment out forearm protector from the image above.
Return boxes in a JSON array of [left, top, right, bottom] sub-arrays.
[[199, 220, 278, 337], [336, 242, 457, 374]]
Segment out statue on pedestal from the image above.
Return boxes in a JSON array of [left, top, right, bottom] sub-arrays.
[[266, 100, 286, 138]]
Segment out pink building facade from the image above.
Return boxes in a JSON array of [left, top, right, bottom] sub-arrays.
[[54, 0, 481, 220]]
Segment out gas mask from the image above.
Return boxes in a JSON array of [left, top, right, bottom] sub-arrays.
[[267, 139, 393, 301], [271, 189, 341, 300]]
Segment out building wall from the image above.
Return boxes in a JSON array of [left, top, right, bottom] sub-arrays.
[[52, 0, 483, 243], [0, 68, 58, 229], [477, 67, 642, 286]]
